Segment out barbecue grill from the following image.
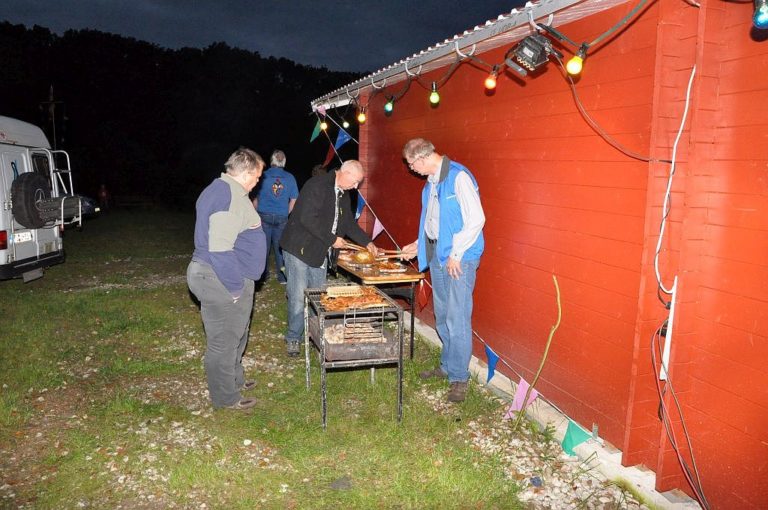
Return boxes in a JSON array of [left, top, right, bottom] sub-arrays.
[[304, 284, 403, 429]]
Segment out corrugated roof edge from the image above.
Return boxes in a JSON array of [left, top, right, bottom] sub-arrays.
[[310, 0, 630, 111]]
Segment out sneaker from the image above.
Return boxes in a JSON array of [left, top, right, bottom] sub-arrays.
[[419, 367, 448, 380], [224, 398, 257, 410], [287, 341, 300, 357], [242, 380, 257, 391], [446, 382, 468, 403]]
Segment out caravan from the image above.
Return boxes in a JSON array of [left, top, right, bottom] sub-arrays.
[[0, 116, 82, 282]]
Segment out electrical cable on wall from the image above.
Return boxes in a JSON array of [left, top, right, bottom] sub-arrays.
[[647, 64, 710, 509], [653, 66, 697, 294], [651, 325, 710, 509]]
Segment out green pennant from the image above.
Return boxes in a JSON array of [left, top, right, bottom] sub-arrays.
[[309, 119, 321, 142], [561, 420, 591, 456]]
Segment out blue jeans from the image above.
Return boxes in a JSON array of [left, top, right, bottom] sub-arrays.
[[259, 213, 288, 282], [284, 251, 327, 343], [429, 257, 480, 383], [187, 260, 254, 407]]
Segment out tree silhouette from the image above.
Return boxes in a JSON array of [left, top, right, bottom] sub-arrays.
[[0, 21, 361, 207]]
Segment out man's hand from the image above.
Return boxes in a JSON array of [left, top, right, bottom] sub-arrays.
[[332, 237, 346, 249], [400, 241, 418, 260], [446, 257, 463, 279], [366, 242, 380, 258]]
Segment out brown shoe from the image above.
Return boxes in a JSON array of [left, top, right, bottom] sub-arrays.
[[446, 382, 468, 403], [242, 380, 257, 391], [420, 367, 448, 380], [224, 398, 257, 410]]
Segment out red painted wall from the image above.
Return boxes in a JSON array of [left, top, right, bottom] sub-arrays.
[[354, 0, 768, 507]]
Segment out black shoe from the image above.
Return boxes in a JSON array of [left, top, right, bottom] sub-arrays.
[[287, 341, 300, 357]]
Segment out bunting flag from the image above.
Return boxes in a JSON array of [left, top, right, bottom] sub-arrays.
[[485, 345, 500, 383], [561, 419, 591, 456], [316, 105, 326, 116], [334, 128, 352, 150], [372, 217, 384, 240], [355, 194, 366, 219], [503, 377, 539, 419], [416, 280, 431, 310], [309, 119, 322, 142], [322, 144, 335, 167]]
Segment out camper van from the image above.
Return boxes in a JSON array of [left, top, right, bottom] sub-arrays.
[[0, 115, 82, 282]]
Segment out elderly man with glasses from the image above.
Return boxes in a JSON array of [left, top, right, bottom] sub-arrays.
[[400, 138, 486, 403], [280, 160, 379, 357]]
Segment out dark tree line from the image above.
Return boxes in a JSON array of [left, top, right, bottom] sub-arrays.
[[0, 21, 361, 206]]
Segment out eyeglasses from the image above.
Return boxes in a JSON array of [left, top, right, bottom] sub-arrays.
[[407, 156, 424, 169]]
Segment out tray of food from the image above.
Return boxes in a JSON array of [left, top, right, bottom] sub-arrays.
[[308, 317, 398, 361], [319, 285, 390, 311], [377, 261, 408, 273]]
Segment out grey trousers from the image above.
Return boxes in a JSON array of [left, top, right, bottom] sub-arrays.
[[187, 260, 255, 408]]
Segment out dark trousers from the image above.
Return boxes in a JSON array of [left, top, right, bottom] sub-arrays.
[[187, 260, 254, 407]]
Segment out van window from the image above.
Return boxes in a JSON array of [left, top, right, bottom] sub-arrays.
[[31, 153, 52, 187]]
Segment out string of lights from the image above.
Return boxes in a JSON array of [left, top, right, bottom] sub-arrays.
[[321, 0, 658, 127]]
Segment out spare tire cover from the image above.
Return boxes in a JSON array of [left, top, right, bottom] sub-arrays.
[[12, 172, 51, 229]]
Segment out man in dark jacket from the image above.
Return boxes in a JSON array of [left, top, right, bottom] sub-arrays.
[[280, 160, 379, 356]]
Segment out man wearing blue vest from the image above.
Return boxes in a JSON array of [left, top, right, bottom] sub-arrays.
[[400, 138, 485, 403], [253, 150, 298, 284]]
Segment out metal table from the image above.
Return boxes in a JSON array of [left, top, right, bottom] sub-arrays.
[[336, 259, 424, 359], [304, 285, 404, 429]]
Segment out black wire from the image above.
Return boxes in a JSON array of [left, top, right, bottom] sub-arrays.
[[589, 0, 653, 48], [657, 285, 670, 308], [553, 55, 672, 164], [651, 325, 711, 509]]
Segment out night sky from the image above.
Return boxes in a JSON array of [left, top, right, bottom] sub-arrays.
[[1, 0, 519, 72]]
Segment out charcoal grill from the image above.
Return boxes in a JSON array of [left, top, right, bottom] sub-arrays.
[[304, 284, 403, 429]]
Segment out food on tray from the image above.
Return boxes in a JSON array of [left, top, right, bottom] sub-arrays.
[[325, 284, 363, 298], [352, 250, 375, 264], [377, 261, 408, 273], [324, 323, 385, 344], [320, 286, 388, 311], [337, 249, 354, 262]]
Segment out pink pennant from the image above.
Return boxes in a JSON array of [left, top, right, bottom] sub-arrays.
[[317, 105, 326, 116], [372, 217, 384, 240], [503, 377, 538, 419]]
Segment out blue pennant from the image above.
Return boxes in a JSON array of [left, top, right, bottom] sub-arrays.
[[334, 128, 352, 149], [355, 192, 366, 219], [485, 344, 499, 383]]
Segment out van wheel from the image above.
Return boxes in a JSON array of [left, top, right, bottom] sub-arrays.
[[12, 172, 51, 229]]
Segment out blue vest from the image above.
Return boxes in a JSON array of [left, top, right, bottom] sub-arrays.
[[416, 160, 484, 271]]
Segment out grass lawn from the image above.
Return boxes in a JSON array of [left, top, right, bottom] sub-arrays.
[[0, 209, 528, 509]]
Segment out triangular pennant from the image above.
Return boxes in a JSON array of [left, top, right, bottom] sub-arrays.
[[372, 217, 384, 240], [322, 144, 335, 167], [355, 193, 366, 219], [485, 345, 499, 383], [309, 119, 322, 142], [317, 105, 326, 116], [334, 128, 352, 150], [561, 420, 591, 456], [417, 280, 431, 310], [514, 377, 539, 412]]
